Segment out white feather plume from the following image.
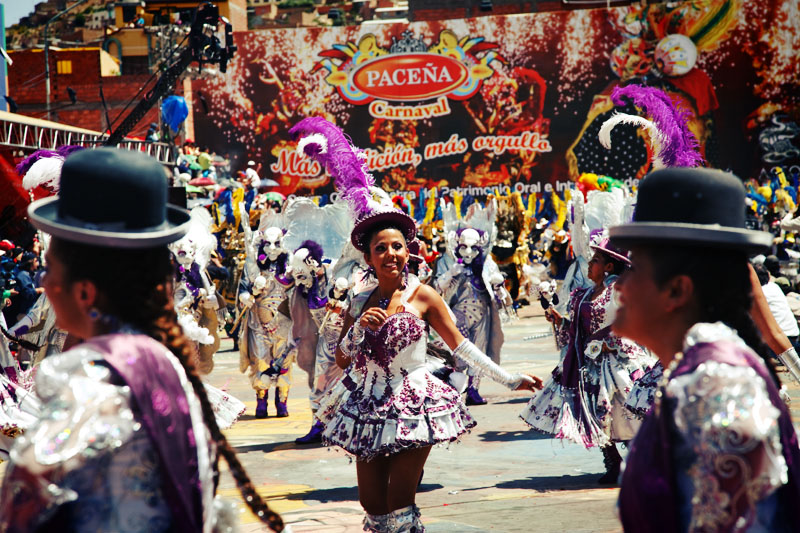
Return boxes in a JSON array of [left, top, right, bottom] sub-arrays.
[[188, 207, 217, 269], [22, 156, 64, 192], [599, 113, 665, 168], [296, 133, 328, 156]]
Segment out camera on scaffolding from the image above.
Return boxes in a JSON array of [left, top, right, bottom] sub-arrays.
[[189, 2, 237, 74]]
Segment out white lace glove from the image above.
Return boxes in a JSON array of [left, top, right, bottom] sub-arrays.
[[777, 346, 800, 384], [436, 263, 463, 294], [199, 289, 219, 310], [452, 339, 532, 390], [252, 275, 267, 296]]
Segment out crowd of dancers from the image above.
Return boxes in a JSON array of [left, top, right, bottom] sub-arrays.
[[1, 84, 799, 532]]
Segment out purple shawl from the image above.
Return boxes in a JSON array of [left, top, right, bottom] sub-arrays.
[[618, 339, 800, 531], [84, 334, 204, 533]]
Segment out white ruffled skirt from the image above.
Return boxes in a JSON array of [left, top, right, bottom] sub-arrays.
[[204, 383, 246, 430], [317, 367, 476, 461]]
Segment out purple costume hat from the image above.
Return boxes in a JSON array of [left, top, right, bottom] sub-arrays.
[[590, 237, 631, 266], [288, 117, 416, 252]]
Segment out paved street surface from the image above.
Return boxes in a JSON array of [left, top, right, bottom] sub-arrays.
[[208, 307, 800, 532], [2, 307, 798, 532]]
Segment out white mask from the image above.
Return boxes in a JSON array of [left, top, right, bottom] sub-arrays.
[[260, 226, 285, 262], [456, 228, 482, 265], [173, 238, 196, 267], [288, 248, 318, 288]]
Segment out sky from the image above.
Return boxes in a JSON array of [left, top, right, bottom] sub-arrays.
[[2, 0, 39, 28]]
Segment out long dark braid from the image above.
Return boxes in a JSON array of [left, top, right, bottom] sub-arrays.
[[647, 246, 781, 386], [52, 239, 284, 531]]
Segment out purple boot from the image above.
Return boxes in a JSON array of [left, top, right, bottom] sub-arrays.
[[295, 420, 325, 444], [464, 377, 487, 406], [255, 393, 268, 419], [275, 389, 289, 418]]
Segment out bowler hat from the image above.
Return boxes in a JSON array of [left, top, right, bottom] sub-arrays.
[[609, 167, 771, 252], [28, 148, 190, 248]]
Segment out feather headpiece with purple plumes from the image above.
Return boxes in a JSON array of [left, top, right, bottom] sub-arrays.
[[15, 145, 86, 192], [599, 84, 703, 169], [289, 117, 375, 218], [296, 239, 324, 265]]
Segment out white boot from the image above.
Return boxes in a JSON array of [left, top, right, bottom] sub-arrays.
[[390, 505, 424, 532], [363, 511, 392, 532]]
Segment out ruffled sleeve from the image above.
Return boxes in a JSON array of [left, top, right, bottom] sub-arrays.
[[0, 347, 148, 531], [667, 361, 787, 532]]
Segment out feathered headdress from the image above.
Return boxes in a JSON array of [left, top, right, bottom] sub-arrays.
[[598, 84, 702, 169], [295, 239, 324, 265], [16, 145, 85, 192], [289, 117, 375, 218], [289, 117, 417, 251]]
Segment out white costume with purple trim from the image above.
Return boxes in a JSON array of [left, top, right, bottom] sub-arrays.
[[317, 275, 476, 461]]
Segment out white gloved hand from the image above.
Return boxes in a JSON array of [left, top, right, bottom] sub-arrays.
[[202, 292, 220, 310], [239, 292, 254, 308], [252, 275, 267, 295]]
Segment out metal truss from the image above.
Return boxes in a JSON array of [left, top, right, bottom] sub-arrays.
[[0, 112, 175, 165]]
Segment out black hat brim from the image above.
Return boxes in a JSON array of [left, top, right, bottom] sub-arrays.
[[609, 222, 772, 253], [351, 210, 417, 252], [28, 196, 191, 248]]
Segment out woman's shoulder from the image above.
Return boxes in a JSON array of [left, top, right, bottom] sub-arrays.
[[35, 343, 110, 395]]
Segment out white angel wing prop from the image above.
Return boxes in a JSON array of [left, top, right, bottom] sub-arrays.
[[282, 197, 354, 261]]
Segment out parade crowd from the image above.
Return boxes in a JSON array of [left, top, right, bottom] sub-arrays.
[[1, 84, 799, 532]]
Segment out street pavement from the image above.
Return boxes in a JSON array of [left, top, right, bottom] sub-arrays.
[[3, 307, 799, 532], [210, 307, 800, 532]]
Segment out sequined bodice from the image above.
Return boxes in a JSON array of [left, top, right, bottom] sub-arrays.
[[360, 312, 427, 372]]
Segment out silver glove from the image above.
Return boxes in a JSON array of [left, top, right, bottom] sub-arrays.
[[452, 339, 531, 390], [777, 346, 800, 384]]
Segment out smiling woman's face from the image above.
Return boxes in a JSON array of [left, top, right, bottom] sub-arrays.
[[366, 228, 409, 280]]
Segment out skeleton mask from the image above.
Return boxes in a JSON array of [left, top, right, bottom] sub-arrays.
[[259, 226, 286, 262], [172, 237, 197, 268], [332, 277, 351, 299], [456, 228, 483, 265], [288, 248, 319, 288]]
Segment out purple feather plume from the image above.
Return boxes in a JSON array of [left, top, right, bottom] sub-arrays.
[[289, 117, 375, 216], [15, 149, 60, 176], [56, 145, 85, 158], [611, 85, 703, 168], [296, 239, 324, 264]]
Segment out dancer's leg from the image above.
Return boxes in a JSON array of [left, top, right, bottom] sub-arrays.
[[357, 455, 391, 515], [386, 446, 431, 511]]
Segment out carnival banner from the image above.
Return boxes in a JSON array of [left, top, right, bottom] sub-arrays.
[[193, 0, 799, 199]]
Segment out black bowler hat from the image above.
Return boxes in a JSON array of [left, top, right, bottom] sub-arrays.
[[609, 167, 772, 252], [28, 148, 191, 248]]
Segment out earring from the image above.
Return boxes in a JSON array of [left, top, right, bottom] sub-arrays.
[[88, 308, 101, 321]]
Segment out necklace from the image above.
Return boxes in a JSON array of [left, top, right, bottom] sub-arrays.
[[378, 294, 392, 309]]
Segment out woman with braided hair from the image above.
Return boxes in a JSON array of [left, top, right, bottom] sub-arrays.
[[611, 168, 800, 531], [0, 148, 284, 532]]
